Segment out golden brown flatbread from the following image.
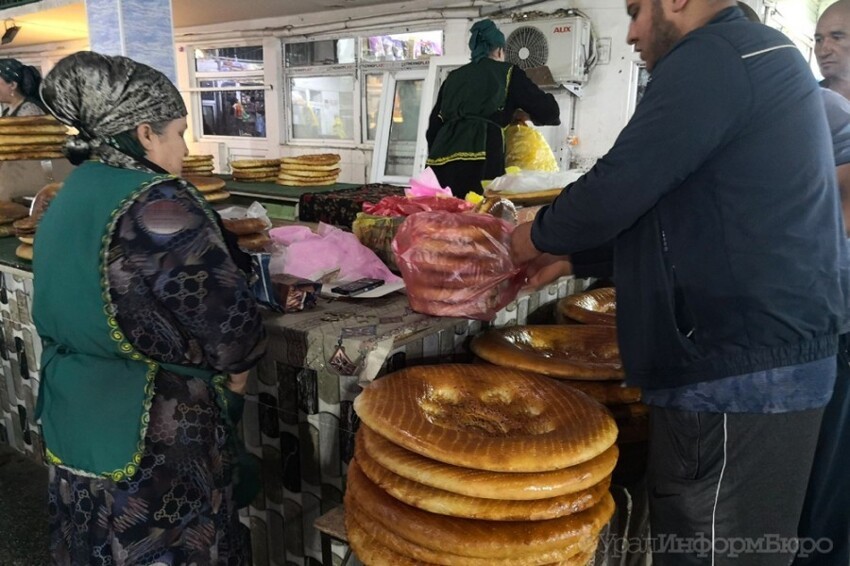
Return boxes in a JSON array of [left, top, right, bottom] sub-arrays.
[[236, 232, 271, 251], [470, 325, 625, 381], [345, 460, 614, 560], [0, 124, 68, 135], [353, 364, 618, 472], [0, 115, 63, 126], [280, 153, 340, 165], [358, 425, 619, 500], [182, 154, 214, 163], [203, 190, 230, 203], [354, 436, 612, 521], [0, 151, 64, 161], [184, 175, 226, 193], [231, 158, 280, 170], [15, 243, 32, 261], [0, 201, 30, 225], [279, 162, 341, 172], [558, 287, 617, 326], [276, 167, 340, 179], [0, 134, 68, 146], [232, 167, 280, 179]]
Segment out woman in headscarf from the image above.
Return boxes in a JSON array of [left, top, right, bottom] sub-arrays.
[[425, 19, 561, 197], [0, 58, 45, 117], [34, 51, 266, 565]]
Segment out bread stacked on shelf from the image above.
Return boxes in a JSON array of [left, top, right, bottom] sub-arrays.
[[470, 296, 647, 445], [181, 154, 215, 176], [230, 158, 280, 183], [184, 175, 230, 204], [0, 201, 29, 238], [0, 115, 68, 161], [13, 182, 62, 261], [277, 153, 340, 186], [347, 364, 617, 565], [222, 217, 271, 252]]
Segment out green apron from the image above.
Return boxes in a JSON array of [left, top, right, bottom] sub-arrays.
[[32, 162, 249, 497], [426, 59, 513, 167]]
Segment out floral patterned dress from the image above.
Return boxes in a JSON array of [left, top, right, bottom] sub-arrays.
[[48, 181, 266, 565]]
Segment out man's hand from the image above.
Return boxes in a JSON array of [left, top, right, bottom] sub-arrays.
[[524, 254, 573, 290], [227, 371, 250, 395], [510, 221, 543, 265]]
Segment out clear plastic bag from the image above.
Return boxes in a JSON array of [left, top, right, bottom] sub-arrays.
[[504, 122, 559, 172], [392, 211, 524, 320]]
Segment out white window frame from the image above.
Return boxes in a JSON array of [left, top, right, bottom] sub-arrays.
[[412, 55, 468, 178], [370, 69, 428, 185]]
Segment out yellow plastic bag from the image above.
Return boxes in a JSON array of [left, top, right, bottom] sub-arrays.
[[504, 122, 559, 172]]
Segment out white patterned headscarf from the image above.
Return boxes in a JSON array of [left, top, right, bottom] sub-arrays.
[[40, 51, 186, 172]]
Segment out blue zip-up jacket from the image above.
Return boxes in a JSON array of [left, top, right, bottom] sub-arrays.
[[531, 7, 849, 389]]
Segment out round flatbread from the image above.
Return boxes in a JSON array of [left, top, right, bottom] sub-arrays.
[[275, 177, 336, 187], [17, 235, 34, 245], [0, 134, 68, 146], [0, 151, 64, 161], [358, 425, 618, 500], [183, 154, 214, 163], [279, 162, 341, 172], [557, 379, 641, 406], [0, 124, 68, 135], [237, 176, 277, 183], [280, 153, 340, 165], [236, 232, 271, 251], [558, 287, 617, 326], [276, 167, 340, 179], [354, 364, 618, 472], [0, 201, 30, 225], [15, 243, 32, 261], [484, 187, 564, 206], [203, 190, 230, 203], [354, 436, 612, 521], [231, 158, 280, 169], [345, 460, 614, 560], [470, 325, 625, 380], [232, 167, 280, 179], [0, 115, 62, 126], [184, 175, 226, 193]]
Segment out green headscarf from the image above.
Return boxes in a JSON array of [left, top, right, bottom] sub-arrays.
[[469, 19, 506, 63]]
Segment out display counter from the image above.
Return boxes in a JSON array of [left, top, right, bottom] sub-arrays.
[[0, 248, 586, 566], [219, 175, 360, 221]]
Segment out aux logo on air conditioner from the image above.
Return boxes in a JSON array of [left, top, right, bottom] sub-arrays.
[[553, 26, 572, 33]]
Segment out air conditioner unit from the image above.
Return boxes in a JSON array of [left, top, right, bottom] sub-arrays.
[[500, 16, 591, 87]]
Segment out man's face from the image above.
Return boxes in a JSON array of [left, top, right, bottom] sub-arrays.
[[626, 0, 682, 72], [816, 7, 850, 82]]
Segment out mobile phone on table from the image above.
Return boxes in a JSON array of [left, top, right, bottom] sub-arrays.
[[331, 278, 385, 296]]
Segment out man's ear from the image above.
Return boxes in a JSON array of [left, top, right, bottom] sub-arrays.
[[135, 123, 156, 151], [668, 0, 691, 14]]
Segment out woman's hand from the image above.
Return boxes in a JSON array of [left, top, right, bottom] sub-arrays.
[[227, 371, 250, 395]]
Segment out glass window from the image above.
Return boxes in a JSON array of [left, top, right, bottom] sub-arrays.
[[383, 77, 424, 177], [285, 38, 356, 67], [193, 45, 265, 139], [364, 74, 383, 141], [194, 46, 263, 73], [361, 30, 443, 62], [289, 76, 355, 141], [198, 81, 265, 137]]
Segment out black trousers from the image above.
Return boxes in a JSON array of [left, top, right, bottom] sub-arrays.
[[647, 406, 824, 565], [795, 334, 850, 565]]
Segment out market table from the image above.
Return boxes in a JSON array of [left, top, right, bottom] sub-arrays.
[[0, 244, 586, 566]]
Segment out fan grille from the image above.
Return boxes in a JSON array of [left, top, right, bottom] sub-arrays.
[[505, 26, 549, 70]]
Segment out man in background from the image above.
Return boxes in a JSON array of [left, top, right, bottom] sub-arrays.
[[790, 3, 850, 562], [511, 2, 848, 563]]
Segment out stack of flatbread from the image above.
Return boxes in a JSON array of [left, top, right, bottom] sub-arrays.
[[222, 217, 271, 252], [184, 175, 230, 204], [277, 153, 340, 186], [13, 182, 62, 260], [182, 154, 215, 176], [231, 158, 279, 183], [0, 115, 68, 161], [347, 364, 617, 565], [0, 201, 30, 238]]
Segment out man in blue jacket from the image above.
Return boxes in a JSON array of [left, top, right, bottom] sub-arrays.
[[511, 1, 849, 564]]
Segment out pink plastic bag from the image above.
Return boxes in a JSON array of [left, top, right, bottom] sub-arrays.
[[392, 212, 523, 320], [269, 223, 401, 283]]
